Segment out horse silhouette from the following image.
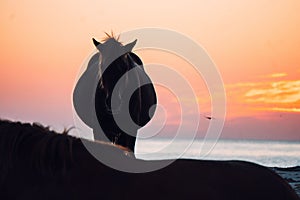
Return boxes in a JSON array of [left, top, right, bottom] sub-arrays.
[[0, 119, 299, 200], [73, 35, 157, 152]]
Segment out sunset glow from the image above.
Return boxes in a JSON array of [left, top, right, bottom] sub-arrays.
[[1, 0, 299, 140]]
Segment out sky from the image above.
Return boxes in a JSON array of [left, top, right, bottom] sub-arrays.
[[1, 0, 300, 141]]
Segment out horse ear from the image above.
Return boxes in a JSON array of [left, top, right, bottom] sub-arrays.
[[92, 38, 102, 49], [124, 39, 137, 52]]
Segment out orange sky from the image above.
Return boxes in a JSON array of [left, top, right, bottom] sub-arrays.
[[1, 0, 299, 140]]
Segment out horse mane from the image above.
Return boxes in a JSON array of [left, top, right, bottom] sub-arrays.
[[0, 119, 132, 180], [0, 119, 75, 179]]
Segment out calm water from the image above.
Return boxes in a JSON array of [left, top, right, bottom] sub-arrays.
[[135, 138, 300, 168]]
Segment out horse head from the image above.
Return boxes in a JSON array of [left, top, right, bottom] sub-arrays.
[[74, 34, 156, 152]]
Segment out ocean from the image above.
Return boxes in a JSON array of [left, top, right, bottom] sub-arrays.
[[135, 138, 300, 196], [135, 138, 300, 167]]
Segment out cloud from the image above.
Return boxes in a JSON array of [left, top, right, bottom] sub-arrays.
[[225, 79, 300, 115], [258, 73, 288, 79], [245, 80, 300, 104], [262, 107, 300, 113], [269, 73, 287, 78]]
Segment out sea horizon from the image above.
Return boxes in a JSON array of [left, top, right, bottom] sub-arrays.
[[135, 137, 300, 168]]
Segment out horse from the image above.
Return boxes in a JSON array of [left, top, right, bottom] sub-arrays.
[[0, 119, 299, 200], [73, 34, 157, 152]]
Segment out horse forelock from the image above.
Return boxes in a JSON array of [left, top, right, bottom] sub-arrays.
[[101, 31, 121, 43]]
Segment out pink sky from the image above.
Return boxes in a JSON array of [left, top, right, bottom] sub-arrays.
[[1, 0, 300, 140]]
